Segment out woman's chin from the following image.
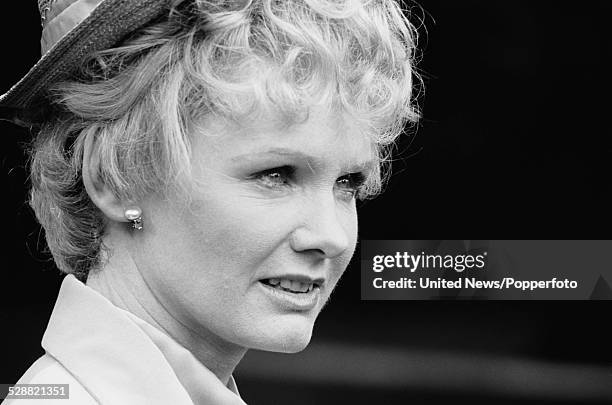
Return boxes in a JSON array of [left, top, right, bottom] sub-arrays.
[[261, 333, 312, 353], [247, 322, 314, 353]]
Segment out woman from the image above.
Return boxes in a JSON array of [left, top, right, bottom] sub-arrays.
[[1, 0, 418, 403]]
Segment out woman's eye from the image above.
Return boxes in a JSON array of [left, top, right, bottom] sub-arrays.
[[336, 172, 366, 200], [253, 166, 295, 189]]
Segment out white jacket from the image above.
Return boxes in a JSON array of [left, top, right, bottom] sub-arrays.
[[3, 275, 246, 405]]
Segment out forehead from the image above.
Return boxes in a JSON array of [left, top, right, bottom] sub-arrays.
[[194, 105, 375, 169]]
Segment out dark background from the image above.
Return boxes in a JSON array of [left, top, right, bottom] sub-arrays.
[[1, 1, 611, 404]]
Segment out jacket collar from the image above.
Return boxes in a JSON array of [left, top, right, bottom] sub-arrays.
[[42, 274, 246, 404]]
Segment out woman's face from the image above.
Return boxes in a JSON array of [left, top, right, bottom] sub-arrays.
[[135, 105, 373, 353]]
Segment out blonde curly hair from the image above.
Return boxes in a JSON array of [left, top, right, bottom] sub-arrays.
[[28, 0, 420, 279]]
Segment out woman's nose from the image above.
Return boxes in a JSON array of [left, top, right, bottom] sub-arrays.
[[289, 194, 351, 259]]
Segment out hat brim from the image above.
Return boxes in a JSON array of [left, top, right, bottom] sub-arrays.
[[0, 0, 169, 119]]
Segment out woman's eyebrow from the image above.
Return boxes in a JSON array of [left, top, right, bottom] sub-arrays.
[[229, 147, 309, 162], [346, 158, 376, 173], [230, 147, 375, 173]]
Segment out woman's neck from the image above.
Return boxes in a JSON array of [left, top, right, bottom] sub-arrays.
[[85, 230, 246, 386]]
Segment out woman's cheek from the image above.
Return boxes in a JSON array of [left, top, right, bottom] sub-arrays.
[[200, 197, 297, 263]]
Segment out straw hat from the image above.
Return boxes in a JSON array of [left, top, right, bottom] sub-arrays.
[[0, 0, 169, 121]]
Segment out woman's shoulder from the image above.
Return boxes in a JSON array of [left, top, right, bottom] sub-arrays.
[[2, 354, 98, 404]]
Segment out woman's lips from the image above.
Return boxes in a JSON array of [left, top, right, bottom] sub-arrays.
[[258, 279, 321, 311]]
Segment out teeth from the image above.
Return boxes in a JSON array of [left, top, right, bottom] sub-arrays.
[[269, 279, 315, 293]]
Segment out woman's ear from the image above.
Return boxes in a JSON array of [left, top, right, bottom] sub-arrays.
[[82, 131, 127, 224]]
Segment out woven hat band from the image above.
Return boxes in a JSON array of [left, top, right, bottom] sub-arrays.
[[0, 0, 169, 113], [41, 0, 104, 54]]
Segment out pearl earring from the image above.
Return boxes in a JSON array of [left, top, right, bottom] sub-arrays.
[[124, 207, 143, 230]]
